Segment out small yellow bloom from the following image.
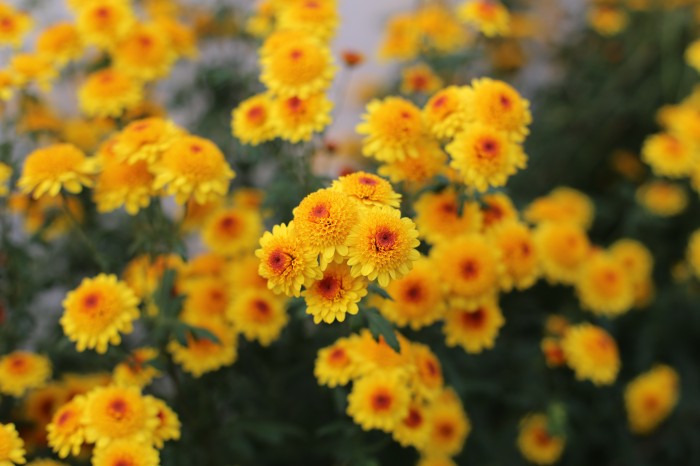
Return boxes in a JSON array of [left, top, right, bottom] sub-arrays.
[[625, 365, 680, 435], [0, 423, 26, 466], [79, 68, 143, 118], [562, 323, 619, 386], [18, 144, 97, 199], [0, 351, 51, 397], [517, 413, 566, 465]]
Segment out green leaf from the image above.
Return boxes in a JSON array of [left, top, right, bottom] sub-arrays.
[[186, 325, 221, 345], [367, 283, 394, 301], [172, 323, 189, 346], [238, 420, 305, 445], [152, 269, 182, 318], [546, 402, 568, 437], [144, 357, 166, 372], [365, 308, 400, 353]]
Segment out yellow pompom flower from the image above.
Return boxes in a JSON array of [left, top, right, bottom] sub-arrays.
[[347, 372, 411, 433], [256, 222, 323, 297], [392, 401, 430, 449], [576, 252, 635, 318], [261, 35, 335, 99], [314, 337, 359, 387], [524, 187, 595, 230], [432, 234, 501, 307], [480, 192, 518, 232], [400, 63, 443, 95], [227, 289, 288, 346], [588, 6, 628, 36], [293, 188, 360, 267], [79, 69, 143, 118], [0, 351, 51, 397], [76, 0, 135, 49], [270, 93, 333, 143], [167, 318, 238, 377], [0, 423, 26, 466], [0, 162, 11, 196], [276, 0, 339, 42], [517, 414, 566, 465], [636, 181, 688, 217], [443, 300, 505, 354], [378, 139, 447, 189], [351, 330, 414, 377], [202, 207, 262, 257], [153, 135, 235, 205], [37, 23, 83, 66], [378, 13, 420, 61], [179, 277, 230, 322], [642, 132, 697, 178], [145, 395, 181, 448], [611, 240, 652, 283], [379, 257, 446, 330], [534, 222, 591, 285], [447, 123, 522, 192], [60, 274, 140, 354], [46, 397, 86, 458], [423, 86, 470, 139], [416, 4, 471, 54], [231, 93, 275, 146], [92, 439, 159, 466], [113, 23, 176, 82], [113, 348, 161, 389], [83, 385, 158, 447], [346, 206, 421, 287], [625, 365, 680, 435], [468, 77, 532, 141], [356, 97, 426, 162], [423, 389, 471, 457], [414, 188, 482, 245], [18, 143, 96, 200], [489, 221, 539, 291], [458, 0, 510, 37], [9, 53, 57, 91], [409, 343, 445, 401], [686, 229, 700, 279], [330, 171, 401, 208], [303, 262, 367, 324], [562, 323, 619, 386], [686, 39, 700, 73], [113, 117, 181, 165], [0, 4, 32, 47]]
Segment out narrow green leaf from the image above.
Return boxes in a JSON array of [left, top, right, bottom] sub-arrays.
[[187, 325, 221, 345], [546, 402, 567, 437], [172, 323, 189, 346], [365, 308, 400, 352], [367, 283, 394, 301]]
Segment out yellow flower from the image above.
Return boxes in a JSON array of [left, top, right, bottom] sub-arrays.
[[480, 192, 518, 232], [61, 117, 115, 152], [0, 162, 11, 196], [517, 413, 566, 465], [114, 117, 181, 165], [0, 423, 26, 466], [400, 63, 443, 95], [36, 23, 83, 66], [76, 0, 135, 49], [642, 132, 697, 178], [378, 13, 420, 61], [534, 222, 591, 285], [18, 144, 96, 200], [231, 93, 275, 146], [0, 4, 32, 47], [347, 372, 411, 433], [113, 23, 176, 82], [356, 97, 426, 162], [346, 206, 421, 287], [47, 397, 86, 458], [92, 439, 159, 466], [179, 277, 230, 322], [122, 254, 183, 301], [588, 6, 628, 36], [423, 389, 471, 457], [0, 351, 51, 397], [303, 262, 368, 324], [276, 0, 339, 42], [409, 342, 444, 401], [458, 0, 510, 37], [330, 171, 401, 208], [351, 330, 414, 377], [379, 257, 446, 330], [524, 187, 595, 230], [156, 17, 197, 59], [414, 188, 482, 245], [0, 70, 14, 101], [26, 460, 68, 466], [60, 274, 140, 354], [416, 4, 471, 54], [576, 251, 635, 318], [468, 77, 531, 141], [167, 318, 238, 377], [153, 135, 235, 205], [392, 401, 430, 449], [79, 68, 143, 118], [625, 365, 680, 435], [256, 222, 323, 297], [113, 348, 161, 389], [270, 93, 333, 143], [378, 139, 447, 189], [202, 206, 262, 257], [489, 221, 540, 291], [227, 255, 269, 291], [423, 86, 470, 139], [443, 300, 505, 353], [686, 39, 700, 73], [314, 337, 359, 387], [686, 229, 700, 279], [636, 181, 688, 217], [612, 241, 653, 284], [432, 234, 501, 307], [562, 323, 619, 386], [145, 395, 181, 448], [541, 337, 566, 368], [22, 383, 66, 429], [227, 289, 288, 346], [9, 53, 57, 92], [293, 188, 360, 267]]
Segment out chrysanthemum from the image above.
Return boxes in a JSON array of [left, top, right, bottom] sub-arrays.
[[687, 229, 700, 279], [413, 188, 482, 244], [636, 181, 688, 217], [261, 35, 335, 99], [576, 252, 635, 317], [153, 135, 235, 205], [517, 414, 566, 465], [9, 53, 57, 91], [490, 221, 540, 291], [18, 143, 96, 200], [686, 39, 700, 73], [37, 23, 83, 66], [378, 12, 420, 61], [226, 289, 288, 346], [416, 4, 471, 54], [379, 257, 446, 330], [46, 397, 86, 458], [541, 337, 566, 367], [122, 254, 183, 300], [79, 68, 143, 118], [113, 117, 181, 166], [201, 207, 262, 257], [347, 372, 411, 433], [144, 396, 181, 448], [270, 93, 333, 143], [0, 351, 51, 397], [256, 222, 323, 297], [351, 330, 414, 377], [432, 234, 501, 307], [457, 0, 510, 37], [400, 63, 443, 95], [22, 384, 66, 428], [314, 338, 359, 387], [468, 77, 531, 141], [179, 252, 228, 282], [113, 23, 176, 82], [303, 262, 367, 324], [625, 365, 680, 435], [167, 318, 238, 377], [76, 0, 135, 49], [227, 255, 269, 291], [346, 206, 420, 287], [588, 6, 628, 36], [92, 439, 159, 466], [330, 171, 401, 208], [231, 93, 275, 146], [534, 222, 591, 285], [292, 189, 360, 267], [480, 192, 518, 232], [392, 401, 430, 449], [447, 123, 521, 192], [0, 4, 32, 47], [0, 162, 12, 196], [179, 277, 230, 322], [423, 389, 471, 457], [409, 343, 444, 401], [443, 300, 505, 354], [561, 323, 619, 386], [423, 86, 471, 139], [0, 423, 26, 466], [60, 274, 140, 354], [378, 139, 447, 189], [113, 348, 161, 389], [524, 187, 595, 230], [276, 0, 339, 41], [642, 132, 697, 178], [356, 97, 426, 162]]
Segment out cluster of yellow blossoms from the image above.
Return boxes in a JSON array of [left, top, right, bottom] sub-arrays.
[[315, 331, 470, 463], [232, 0, 338, 145], [587, 0, 700, 37]]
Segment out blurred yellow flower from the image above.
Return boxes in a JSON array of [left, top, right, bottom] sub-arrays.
[[516, 413, 566, 465], [0, 4, 32, 47], [0, 162, 11, 196], [330, 171, 401, 208], [562, 323, 619, 386], [18, 143, 97, 199], [227, 288, 288, 346], [79, 68, 143, 118], [625, 365, 680, 435], [113, 23, 177, 82], [0, 423, 26, 466], [167, 317, 238, 377], [636, 180, 688, 217], [37, 23, 83, 66], [92, 439, 159, 466], [0, 351, 51, 397], [347, 371, 410, 432], [443, 300, 504, 354], [400, 63, 443, 95], [231, 93, 275, 146], [458, 0, 510, 37], [413, 189, 482, 244]]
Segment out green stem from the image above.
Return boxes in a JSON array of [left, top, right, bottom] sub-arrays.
[[60, 192, 109, 272]]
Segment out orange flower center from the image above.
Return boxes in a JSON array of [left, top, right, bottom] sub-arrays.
[[374, 227, 397, 250], [317, 275, 341, 300], [268, 249, 292, 274], [57, 409, 74, 426], [460, 308, 485, 329], [328, 347, 349, 366], [483, 203, 503, 226], [533, 427, 553, 447], [286, 97, 303, 112], [403, 283, 424, 303], [218, 215, 241, 236], [251, 299, 272, 321], [371, 390, 393, 411], [436, 421, 456, 440], [358, 176, 378, 186], [246, 105, 266, 125], [403, 408, 423, 428], [460, 259, 480, 279], [108, 398, 129, 420], [439, 200, 457, 215], [310, 202, 330, 219], [499, 93, 512, 110], [411, 75, 428, 91], [477, 137, 500, 159], [8, 356, 28, 374]]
